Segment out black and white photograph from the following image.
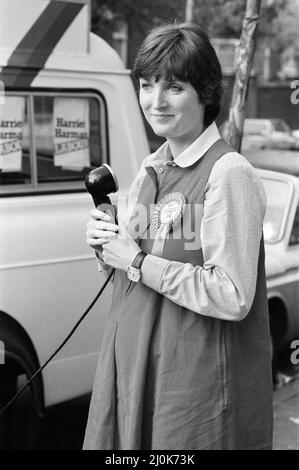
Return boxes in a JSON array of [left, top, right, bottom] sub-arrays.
[[0, 0, 298, 453]]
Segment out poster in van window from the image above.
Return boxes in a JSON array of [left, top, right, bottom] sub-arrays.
[[53, 98, 90, 170], [0, 97, 25, 172]]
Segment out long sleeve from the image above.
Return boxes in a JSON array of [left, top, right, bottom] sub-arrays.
[[141, 153, 267, 321]]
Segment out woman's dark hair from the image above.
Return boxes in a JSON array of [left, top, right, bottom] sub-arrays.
[[133, 23, 223, 127]]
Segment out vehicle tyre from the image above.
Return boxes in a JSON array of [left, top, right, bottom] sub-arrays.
[[268, 300, 288, 384], [269, 333, 277, 383], [0, 366, 40, 449], [0, 366, 17, 449]]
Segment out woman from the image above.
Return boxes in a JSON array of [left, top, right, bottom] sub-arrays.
[[83, 23, 273, 450]]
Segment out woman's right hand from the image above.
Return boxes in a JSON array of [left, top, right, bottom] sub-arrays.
[[86, 208, 119, 252]]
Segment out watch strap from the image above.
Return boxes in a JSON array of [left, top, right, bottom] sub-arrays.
[[131, 251, 147, 269]]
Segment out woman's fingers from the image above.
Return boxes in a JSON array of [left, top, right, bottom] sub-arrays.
[[87, 237, 108, 248], [86, 209, 119, 250], [95, 221, 118, 232], [87, 219, 118, 232], [86, 228, 117, 239], [94, 229, 117, 239], [90, 208, 114, 221]]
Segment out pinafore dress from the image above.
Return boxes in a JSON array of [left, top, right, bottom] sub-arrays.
[[83, 139, 273, 450]]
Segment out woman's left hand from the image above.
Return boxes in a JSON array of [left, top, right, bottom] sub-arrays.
[[101, 232, 142, 272]]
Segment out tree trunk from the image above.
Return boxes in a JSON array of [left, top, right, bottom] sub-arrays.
[[222, 0, 262, 152], [185, 0, 194, 22]]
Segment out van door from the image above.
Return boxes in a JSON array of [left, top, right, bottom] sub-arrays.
[[0, 90, 113, 405]]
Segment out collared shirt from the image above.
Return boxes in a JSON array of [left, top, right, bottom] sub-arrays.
[[97, 122, 267, 321], [126, 122, 221, 220]]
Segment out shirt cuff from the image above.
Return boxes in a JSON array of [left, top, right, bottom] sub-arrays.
[[95, 250, 111, 273], [141, 254, 170, 292]]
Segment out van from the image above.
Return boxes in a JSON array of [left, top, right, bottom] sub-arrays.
[[0, 0, 149, 448]]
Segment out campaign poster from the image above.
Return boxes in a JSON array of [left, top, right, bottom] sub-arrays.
[[0, 96, 25, 172], [53, 98, 90, 170]]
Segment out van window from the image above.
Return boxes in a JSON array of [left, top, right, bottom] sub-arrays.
[[0, 95, 31, 186], [0, 92, 106, 193]]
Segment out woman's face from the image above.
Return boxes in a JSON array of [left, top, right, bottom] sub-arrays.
[[139, 76, 205, 146]]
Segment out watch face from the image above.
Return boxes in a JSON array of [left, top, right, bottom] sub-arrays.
[[127, 266, 140, 282]]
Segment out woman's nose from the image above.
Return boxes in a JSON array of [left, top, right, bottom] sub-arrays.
[[152, 88, 167, 109]]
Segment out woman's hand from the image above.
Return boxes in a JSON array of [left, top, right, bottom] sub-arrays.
[[86, 208, 119, 252], [101, 234, 141, 272], [86, 209, 141, 271]]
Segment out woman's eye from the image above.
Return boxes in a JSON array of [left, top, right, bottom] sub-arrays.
[[141, 82, 152, 91], [168, 83, 182, 92]]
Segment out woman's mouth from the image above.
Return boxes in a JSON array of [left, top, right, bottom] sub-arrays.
[[151, 114, 175, 120]]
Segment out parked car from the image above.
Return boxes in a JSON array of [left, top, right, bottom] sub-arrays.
[[241, 118, 298, 151], [292, 129, 299, 140], [246, 150, 299, 369]]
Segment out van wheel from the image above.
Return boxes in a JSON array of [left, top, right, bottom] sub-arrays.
[[0, 367, 16, 449], [268, 299, 288, 384], [269, 333, 276, 383], [0, 366, 40, 449]]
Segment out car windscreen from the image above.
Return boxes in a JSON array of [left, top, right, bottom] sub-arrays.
[[261, 176, 292, 243], [272, 120, 290, 133]]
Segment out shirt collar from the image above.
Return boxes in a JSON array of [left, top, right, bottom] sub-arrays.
[[174, 121, 221, 167], [147, 121, 221, 168]]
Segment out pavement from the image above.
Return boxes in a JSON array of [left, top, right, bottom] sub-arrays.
[[35, 371, 299, 450], [273, 371, 299, 450], [8, 366, 299, 450]]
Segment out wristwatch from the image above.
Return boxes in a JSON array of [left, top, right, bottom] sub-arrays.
[[127, 251, 147, 283]]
